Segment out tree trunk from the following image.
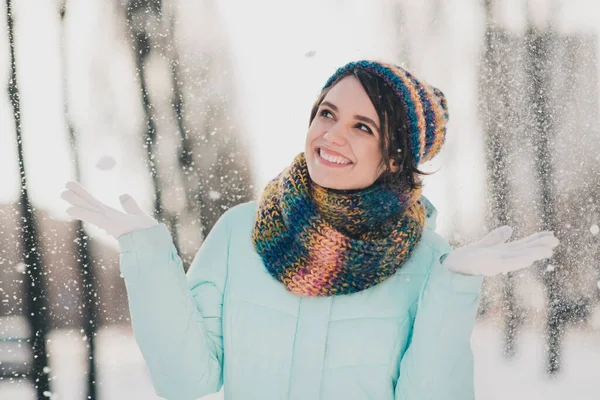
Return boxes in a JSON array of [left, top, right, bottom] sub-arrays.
[[125, 0, 183, 256], [524, 27, 564, 375], [119, 0, 254, 268], [479, 0, 523, 359], [6, 0, 52, 397]]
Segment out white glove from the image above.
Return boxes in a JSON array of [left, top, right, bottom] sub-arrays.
[[441, 226, 559, 277], [60, 181, 159, 239]]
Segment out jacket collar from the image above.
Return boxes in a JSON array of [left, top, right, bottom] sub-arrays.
[[420, 195, 438, 231]]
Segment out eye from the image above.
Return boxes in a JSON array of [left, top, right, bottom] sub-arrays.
[[356, 123, 373, 134], [319, 109, 334, 119]]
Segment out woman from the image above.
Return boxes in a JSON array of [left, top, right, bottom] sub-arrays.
[[61, 60, 559, 400]]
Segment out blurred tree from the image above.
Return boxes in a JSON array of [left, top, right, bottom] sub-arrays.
[[549, 34, 600, 308], [479, 0, 524, 359], [120, 0, 254, 266], [390, 0, 410, 69], [525, 26, 600, 374], [4, 0, 52, 397], [524, 23, 563, 375], [123, 0, 178, 249], [58, 1, 99, 398], [159, 0, 255, 245]]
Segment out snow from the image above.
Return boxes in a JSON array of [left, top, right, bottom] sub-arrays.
[[0, 326, 221, 400], [14, 262, 26, 274], [473, 321, 600, 400], [1, 0, 600, 399], [1, 322, 600, 399], [95, 156, 117, 171], [208, 190, 222, 201]]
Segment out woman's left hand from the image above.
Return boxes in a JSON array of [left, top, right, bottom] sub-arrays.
[[441, 226, 560, 277]]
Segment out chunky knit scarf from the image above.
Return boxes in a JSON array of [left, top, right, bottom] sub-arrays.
[[252, 153, 427, 297]]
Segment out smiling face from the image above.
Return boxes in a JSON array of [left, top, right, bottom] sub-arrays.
[[305, 75, 386, 190]]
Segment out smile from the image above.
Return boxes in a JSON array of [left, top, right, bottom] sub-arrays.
[[316, 147, 353, 167]]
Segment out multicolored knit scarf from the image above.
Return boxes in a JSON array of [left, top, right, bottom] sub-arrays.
[[252, 153, 427, 297]]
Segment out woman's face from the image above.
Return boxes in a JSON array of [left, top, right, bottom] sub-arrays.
[[305, 75, 385, 190]]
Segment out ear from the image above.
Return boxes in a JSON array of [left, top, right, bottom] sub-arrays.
[[390, 159, 401, 172]]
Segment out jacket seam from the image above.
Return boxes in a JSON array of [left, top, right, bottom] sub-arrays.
[[221, 212, 233, 396], [286, 300, 302, 398]]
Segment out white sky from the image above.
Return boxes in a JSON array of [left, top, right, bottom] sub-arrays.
[[1, 0, 599, 250]]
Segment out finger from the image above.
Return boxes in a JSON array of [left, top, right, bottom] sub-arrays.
[[477, 241, 554, 276], [486, 251, 551, 275], [502, 232, 559, 251], [65, 181, 113, 214], [60, 189, 104, 213], [66, 206, 110, 231], [477, 226, 513, 247], [119, 194, 144, 215], [493, 255, 546, 274], [486, 261, 533, 275], [499, 245, 554, 262], [504, 230, 553, 246]]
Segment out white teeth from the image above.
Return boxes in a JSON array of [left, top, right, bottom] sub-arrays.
[[319, 148, 351, 164]]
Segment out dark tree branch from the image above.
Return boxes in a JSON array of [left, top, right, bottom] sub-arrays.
[[6, 0, 51, 397]]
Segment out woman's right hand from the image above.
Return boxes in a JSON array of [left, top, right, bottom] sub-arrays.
[[441, 226, 559, 277], [60, 181, 159, 239]]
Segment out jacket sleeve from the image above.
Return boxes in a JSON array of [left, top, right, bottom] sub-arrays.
[[117, 211, 230, 400], [395, 236, 483, 400]]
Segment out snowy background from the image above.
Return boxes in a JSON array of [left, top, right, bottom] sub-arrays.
[[1, 0, 600, 399], [2, 320, 600, 399]]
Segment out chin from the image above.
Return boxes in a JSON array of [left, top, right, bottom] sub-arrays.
[[309, 170, 360, 190], [315, 177, 348, 190]]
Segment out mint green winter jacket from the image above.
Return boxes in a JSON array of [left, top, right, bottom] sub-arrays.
[[117, 196, 483, 400]]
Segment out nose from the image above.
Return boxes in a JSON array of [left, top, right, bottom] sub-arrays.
[[323, 123, 348, 146]]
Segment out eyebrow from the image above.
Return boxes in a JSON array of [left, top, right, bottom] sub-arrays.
[[320, 101, 380, 133]]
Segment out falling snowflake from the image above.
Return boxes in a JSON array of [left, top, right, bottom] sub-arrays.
[[14, 262, 26, 274], [590, 224, 599, 236], [95, 155, 116, 171]]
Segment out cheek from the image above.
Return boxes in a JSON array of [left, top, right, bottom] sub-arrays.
[[358, 143, 384, 174], [305, 122, 322, 146]]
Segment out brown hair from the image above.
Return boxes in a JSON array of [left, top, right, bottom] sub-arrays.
[[308, 68, 432, 191]]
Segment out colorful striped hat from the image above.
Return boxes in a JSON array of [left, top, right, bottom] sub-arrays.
[[322, 60, 449, 165]]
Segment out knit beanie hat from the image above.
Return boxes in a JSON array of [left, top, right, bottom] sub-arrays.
[[322, 60, 449, 165]]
